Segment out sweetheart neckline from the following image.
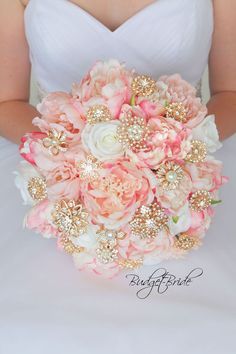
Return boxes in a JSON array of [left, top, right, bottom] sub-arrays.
[[66, 0, 160, 34]]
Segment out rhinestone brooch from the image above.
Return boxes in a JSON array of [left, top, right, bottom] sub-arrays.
[[60, 237, 85, 255], [43, 129, 68, 156], [52, 200, 89, 237], [86, 105, 112, 125], [130, 202, 168, 239], [154, 161, 184, 190], [27, 177, 47, 201], [166, 102, 188, 123], [185, 140, 207, 163], [174, 233, 197, 251], [131, 75, 157, 96], [77, 154, 102, 181], [116, 112, 150, 152], [189, 190, 212, 212]]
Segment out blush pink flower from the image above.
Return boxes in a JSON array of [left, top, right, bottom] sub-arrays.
[[24, 199, 58, 238], [35, 91, 85, 138], [157, 74, 207, 128], [127, 116, 192, 169], [72, 59, 133, 119], [185, 157, 228, 193], [19, 132, 46, 166], [80, 159, 156, 229]]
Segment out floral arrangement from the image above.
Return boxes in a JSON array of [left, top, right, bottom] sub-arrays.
[[15, 59, 227, 278]]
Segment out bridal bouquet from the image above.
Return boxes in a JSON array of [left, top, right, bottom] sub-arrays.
[[15, 59, 227, 277]]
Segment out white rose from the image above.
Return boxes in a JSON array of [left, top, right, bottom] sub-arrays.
[[81, 120, 125, 161], [168, 203, 192, 236], [192, 114, 222, 153], [14, 161, 42, 205]]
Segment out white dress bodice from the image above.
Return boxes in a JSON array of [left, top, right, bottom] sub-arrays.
[[24, 0, 213, 94]]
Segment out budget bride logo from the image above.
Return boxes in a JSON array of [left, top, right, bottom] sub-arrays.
[[125, 267, 204, 299]]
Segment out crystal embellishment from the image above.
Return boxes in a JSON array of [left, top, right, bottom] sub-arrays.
[[86, 105, 112, 125], [27, 177, 47, 201], [131, 75, 157, 96], [43, 129, 68, 156]]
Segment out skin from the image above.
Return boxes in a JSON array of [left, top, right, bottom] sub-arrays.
[[0, 0, 235, 144]]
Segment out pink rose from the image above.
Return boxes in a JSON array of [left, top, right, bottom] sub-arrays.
[[19, 132, 46, 166]]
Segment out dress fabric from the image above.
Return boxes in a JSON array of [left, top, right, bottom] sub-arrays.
[[0, 0, 236, 353]]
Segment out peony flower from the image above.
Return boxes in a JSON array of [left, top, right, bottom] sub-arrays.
[[192, 114, 222, 153], [157, 74, 207, 128], [24, 199, 58, 238], [81, 120, 125, 161], [72, 59, 133, 119], [185, 156, 227, 193], [127, 116, 192, 169], [168, 203, 192, 236], [19, 132, 46, 166], [80, 159, 156, 229]]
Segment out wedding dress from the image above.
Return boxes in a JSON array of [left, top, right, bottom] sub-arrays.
[[0, 0, 235, 353]]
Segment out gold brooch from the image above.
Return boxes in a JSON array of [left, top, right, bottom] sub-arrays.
[[118, 257, 143, 269], [154, 161, 184, 190], [116, 111, 150, 152], [189, 190, 211, 212], [86, 105, 112, 125], [43, 129, 68, 156], [52, 200, 89, 237], [27, 177, 47, 201], [130, 202, 168, 239], [166, 102, 188, 123], [77, 154, 102, 181], [96, 240, 119, 264], [174, 233, 197, 250], [60, 237, 85, 254], [131, 75, 156, 96], [185, 140, 207, 163]]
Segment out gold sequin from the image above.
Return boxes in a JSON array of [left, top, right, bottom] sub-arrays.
[[189, 190, 211, 212], [27, 177, 47, 201], [185, 140, 207, 163], [166, 102, 188, 123], [86, 105, 112, 125], [77, 154, 102, 181], [174, 233, 197, 250], [52, 200, 89, 237], [131, 75, 157, 96], [43, 129, 68, 156], [130, 202, 168, 239], [116, 112, 150, 152], [154, 161, 184, 190]]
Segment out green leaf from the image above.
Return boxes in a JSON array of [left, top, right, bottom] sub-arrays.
[[210, 199, 222, 205], [172, 216, 179, 224], [130, 94, 136, 106]]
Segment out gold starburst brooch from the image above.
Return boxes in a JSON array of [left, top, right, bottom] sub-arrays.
[[43, 129, 68, 156], [86, 105, 112, 125], [166, 102, 188, 123], [185, 140, 207, 163], [27, 177, 47, 202], [130, 202, 168, 239], [154, 161, 184, 190], [131, 75, 157, 96], [77, 154, 102, 181], [189, 190, 211, 212], [95, 227, 126, 264], [116, 111, 150, 152], [52, 200, 89, 237]]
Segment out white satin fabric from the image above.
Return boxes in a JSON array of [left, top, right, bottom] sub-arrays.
[[0, 0, 236, 353]]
